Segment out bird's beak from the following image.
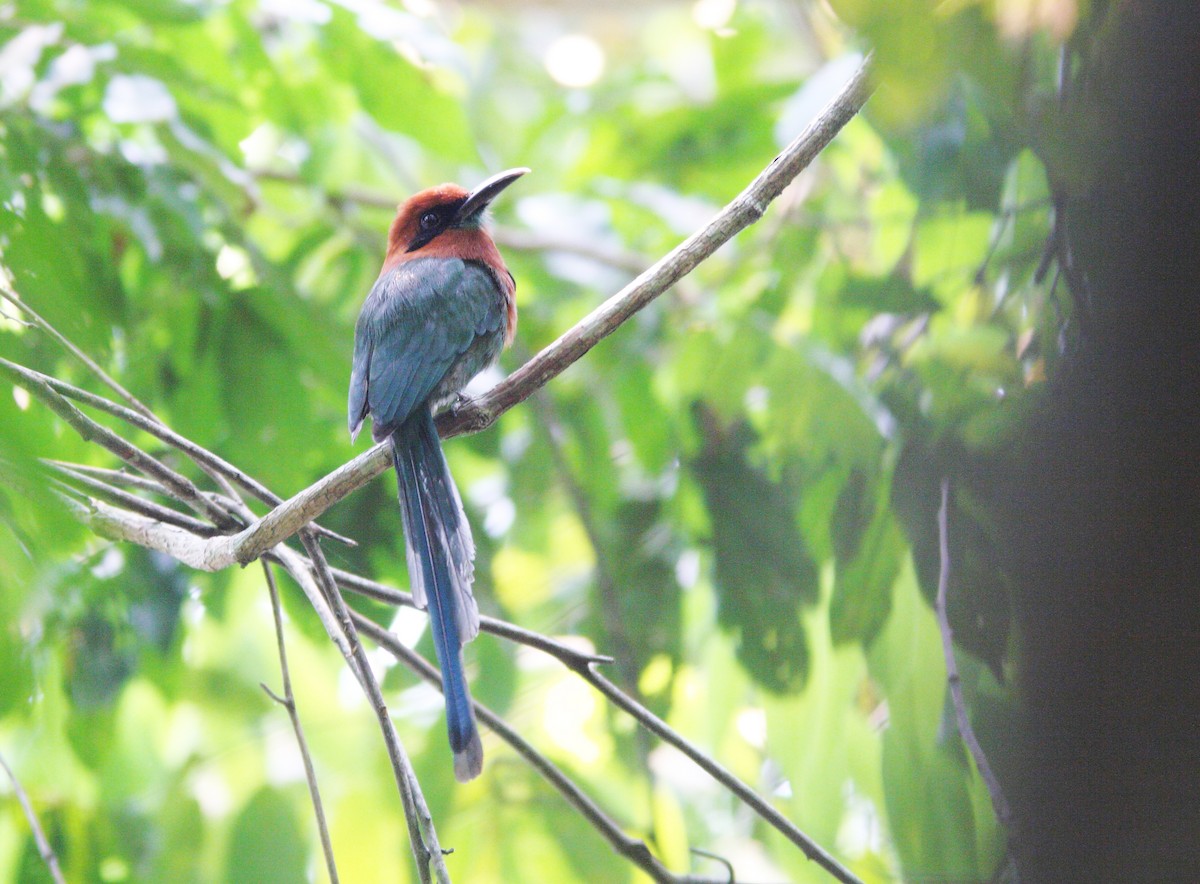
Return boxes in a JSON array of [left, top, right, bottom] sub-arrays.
[[455, 167, 529, 224]]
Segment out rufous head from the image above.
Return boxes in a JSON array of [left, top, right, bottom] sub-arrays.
[[386, 168, 529, 258]]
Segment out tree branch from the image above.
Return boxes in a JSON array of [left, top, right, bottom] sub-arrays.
[[352, 616, 691, 884], [31, 54, 875, 570], [0, 751, 65, 884], [0, 280, 156, 423], [935, 479, 1018, 879], [337, 561, 859, 883], [577, 664, 862, 884], [15, 361, 353, 547], [298, 531, 448, 884], [436, 54, 873, 439], [260, 561, 339, 884]]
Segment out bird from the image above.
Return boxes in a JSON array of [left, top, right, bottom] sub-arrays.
[[348, 168, 528, 781]]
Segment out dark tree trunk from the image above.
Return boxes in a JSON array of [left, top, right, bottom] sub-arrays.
[[1001, 3, 1200, 880]]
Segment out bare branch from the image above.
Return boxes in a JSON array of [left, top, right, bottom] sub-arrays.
[[341, 563, 858, 882], [436, 54, 874, 439], [48, 461, 224, 537], [261, 562, 339, 884], [22, 363, 353, 547], [0, 358, 241, 530], [224, 445, 391, 565], [72, 54, 875, 568], [578, 665, 862, 884], [297, 532, 448, 884], [353, 616, 688, 884], [936, 479, 1018, 876], [0, 279, 157, 423], [0, 751, 65, 884], [328, 566, 614, 668]]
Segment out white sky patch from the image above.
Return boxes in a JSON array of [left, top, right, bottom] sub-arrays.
[[838, 780, 884, 856], [259, 0, 332, 25], [389, 604, 429, 649], [484, 496, 515, 537], [544, 34, 605, 89], [12, 385, 30, 410], [0, 23, 63, 106], [91, 546, 125, 579], [675, 549, 700, 589], [693, 0, 737, 31], [735, 706, 767, 749], [103, 74, 177, 123], [189, 767, 233, 818], [30, 42, 115, 111], [265, 725, 307, 785], [542, 675, 601, 764]]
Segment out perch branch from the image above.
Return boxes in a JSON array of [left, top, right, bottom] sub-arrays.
[[436, 54, 873, 439], [59, 53, 874, 568]]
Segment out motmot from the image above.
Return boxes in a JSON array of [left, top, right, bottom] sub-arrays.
[[348, 168, 527, 781]]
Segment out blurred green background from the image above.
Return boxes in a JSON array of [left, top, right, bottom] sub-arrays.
[[0, 1, 1081, 881]]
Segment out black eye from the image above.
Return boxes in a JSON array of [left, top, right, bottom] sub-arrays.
[[420, 211, 439, 231]]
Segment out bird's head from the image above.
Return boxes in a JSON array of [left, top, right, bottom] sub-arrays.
[[386, 167, 529, 257]]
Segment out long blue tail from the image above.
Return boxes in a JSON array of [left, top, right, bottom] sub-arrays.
[[391, 405, 483, 781]]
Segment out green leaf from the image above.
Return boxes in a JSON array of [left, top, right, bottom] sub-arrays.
[[830, 470, 904, 646], [690, 403, 818, 693], [225, 788, 308, 884]]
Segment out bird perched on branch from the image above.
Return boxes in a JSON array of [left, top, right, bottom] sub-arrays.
[[348, 168, 528, 781]]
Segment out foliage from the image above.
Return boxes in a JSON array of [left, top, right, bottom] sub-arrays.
[[0, 1, 1069, 881]]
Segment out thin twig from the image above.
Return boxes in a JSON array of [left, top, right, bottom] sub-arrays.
[[936, 479, 1018, 875], [0, 751, 66, 884], [579, 665, 861, 884], [298, 532, 447, 884], [21, 363, 353, 547], [343, 559, 856, 882], [48, 461, 225, 537], [328, 566, 614, 667], [0, 358, 241, 530], [260, 561, 339, 884], [0, 280, 157, 422], [352, 615, 688, 884]]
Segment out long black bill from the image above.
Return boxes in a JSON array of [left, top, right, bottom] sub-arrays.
[[454, 167, 529, 224]]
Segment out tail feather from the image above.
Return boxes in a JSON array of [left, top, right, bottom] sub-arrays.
[[392, 406, 483, 781]]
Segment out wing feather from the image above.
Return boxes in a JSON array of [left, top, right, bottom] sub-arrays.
[[347, 257, 503, 439]]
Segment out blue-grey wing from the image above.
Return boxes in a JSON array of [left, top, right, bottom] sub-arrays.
[[348, 257, 504, 441]]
